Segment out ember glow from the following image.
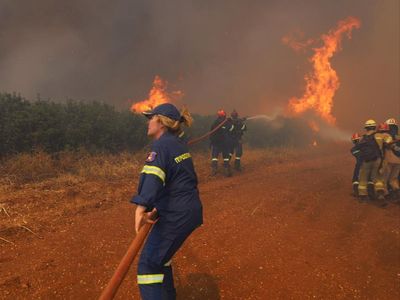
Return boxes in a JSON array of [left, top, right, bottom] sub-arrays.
[[286, 17, 361, 124], [130, 75, 184, 113]]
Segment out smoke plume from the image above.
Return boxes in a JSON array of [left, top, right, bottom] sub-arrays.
[[0, 0, 398, 131]]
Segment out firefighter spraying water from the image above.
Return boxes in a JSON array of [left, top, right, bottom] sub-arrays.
[[99, 13, 399, 300]]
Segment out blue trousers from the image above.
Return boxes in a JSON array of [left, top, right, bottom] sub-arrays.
[[352, 157, 363, 183], [232, 140, 243, 159], [137, 210, 201, 300], [211, 144, 230, 166]]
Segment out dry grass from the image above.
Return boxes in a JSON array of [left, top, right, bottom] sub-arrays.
[[0, 147, 302, 242], [0, 150, 145, 241], [0, 147, 299, 188], [0, 150, 142, 187], [0, 151, 57, 185]]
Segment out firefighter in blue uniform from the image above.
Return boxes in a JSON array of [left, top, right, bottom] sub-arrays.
[[230, 110, 247, 171], [350, 132, 362, 197], [131, 103, 203, 300], [210, 109, 233, 177]]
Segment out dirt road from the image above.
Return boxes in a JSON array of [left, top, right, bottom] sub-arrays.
[[1, 145, 399, 299]]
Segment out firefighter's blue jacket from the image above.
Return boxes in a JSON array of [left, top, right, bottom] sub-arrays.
[[131, 131, 203, 299], [132, 131, 202, 219]]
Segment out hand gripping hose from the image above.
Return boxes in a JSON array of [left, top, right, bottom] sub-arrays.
[[99, 119, 228, 299], [99, 211, 157, 300]]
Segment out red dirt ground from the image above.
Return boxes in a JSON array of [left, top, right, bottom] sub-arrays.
[[1, 145, 399, 299]]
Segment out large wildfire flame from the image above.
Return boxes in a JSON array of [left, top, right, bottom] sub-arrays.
[[286, 17, 361, 124], [130, 75, 183, 113]]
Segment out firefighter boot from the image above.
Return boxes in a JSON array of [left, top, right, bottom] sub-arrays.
[[367, 182, 375, 199], [358, 195, 368, 203], [234, 158, 241, 171], [376, 190, 387, 207], [211, 160, 218, 176], [223, 162, 232, 177], [352, 182, 359, 197], [394, 190, 400, 203]]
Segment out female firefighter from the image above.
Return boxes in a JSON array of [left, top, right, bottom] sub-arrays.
[[131, 103, 203, 299]]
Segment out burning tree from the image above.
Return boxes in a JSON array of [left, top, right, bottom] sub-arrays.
[[286, 16, 361, 125], [130, 75, 184, 113]]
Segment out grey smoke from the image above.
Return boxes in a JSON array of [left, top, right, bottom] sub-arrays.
[[0, 0, 398, 130]]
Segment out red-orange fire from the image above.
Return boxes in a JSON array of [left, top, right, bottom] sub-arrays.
[[282, 30, 314, 53], [286, 17, 361, 124], [130, 75, 183, 113]]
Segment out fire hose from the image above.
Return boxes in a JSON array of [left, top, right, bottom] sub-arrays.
[[187, 118, 228, 146], [99, 212, 157, 300], [99, 118, 228, 300]]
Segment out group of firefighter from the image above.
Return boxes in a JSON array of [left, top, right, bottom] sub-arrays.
[[209, 109, 247, 177], [350, 118, 400, 206]]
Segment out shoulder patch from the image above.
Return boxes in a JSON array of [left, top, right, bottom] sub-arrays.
[[146, 152, 157, 162]]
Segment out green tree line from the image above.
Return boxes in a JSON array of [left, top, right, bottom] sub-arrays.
[[0, 93, 150, 155], [0, 92, 312, 157]]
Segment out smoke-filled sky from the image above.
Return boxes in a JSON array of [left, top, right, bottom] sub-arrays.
[[0, 0, 398, 130]]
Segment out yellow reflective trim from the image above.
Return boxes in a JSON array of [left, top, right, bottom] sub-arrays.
[[137, 274, 164, 284], [174, 152, 191, 163], [141, 165, 166, 183]]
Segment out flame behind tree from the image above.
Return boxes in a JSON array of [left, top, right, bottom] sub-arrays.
[[287, 17, 361, 124], [130, 75, 184, 113]]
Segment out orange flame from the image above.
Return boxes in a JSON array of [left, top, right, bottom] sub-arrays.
[[286, 17, 361, 124], [130, 75, 184, 113], [282, 30, 314, 53]]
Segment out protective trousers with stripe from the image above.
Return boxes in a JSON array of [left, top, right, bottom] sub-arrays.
[[232, 140, 243, 166], [352, 157, 362, 184], [383, 162, 400, 193], [211, 144, 230, 168], [137, 217, 198, 300], [358, 158, 385, 196]]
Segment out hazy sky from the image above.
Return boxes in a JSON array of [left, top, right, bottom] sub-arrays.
[[0, 0, 398, 130]]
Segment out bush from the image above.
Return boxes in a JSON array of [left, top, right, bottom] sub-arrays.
[[0, 92, 313, 157], [0, 93, 148, 156]]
